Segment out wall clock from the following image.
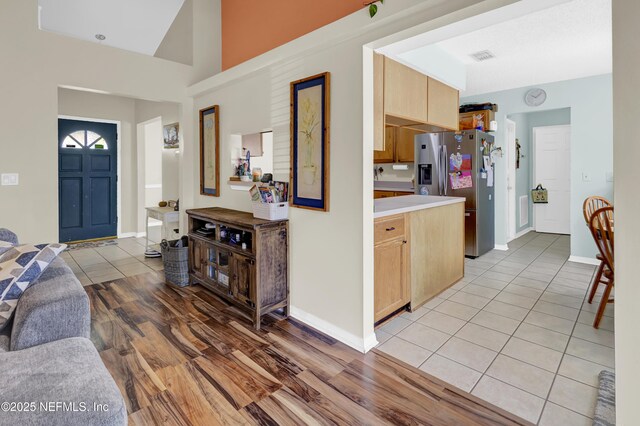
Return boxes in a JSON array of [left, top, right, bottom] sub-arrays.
[[524, 88, 547, 107]]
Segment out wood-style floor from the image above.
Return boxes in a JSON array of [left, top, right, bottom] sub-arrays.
[[87, 271, 531, 426]]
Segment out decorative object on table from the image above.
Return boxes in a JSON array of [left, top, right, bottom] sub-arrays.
[[524, 88, 547, 107], [290, 72, 330, 211], [158, 201, 168, 207], [515, 138, 522, 169], [199, 105, 220, 197], [160, 236, 190, 287], [0, 243, 67, 330], [260, 173, 273, 183], [250, 181, 289, 220], [163, 122, 180, 149], [363, 0, 384, 17], [531, 184, 548, 203], [252, 167, 262, 182]]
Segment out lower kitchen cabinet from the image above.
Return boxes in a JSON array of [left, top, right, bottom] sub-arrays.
[[374, 214, 410, 322]]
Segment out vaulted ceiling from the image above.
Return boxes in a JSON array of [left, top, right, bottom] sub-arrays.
[[38, 0, 185, 56]]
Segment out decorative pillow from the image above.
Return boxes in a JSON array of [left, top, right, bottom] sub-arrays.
[[0, 241, 12, 256], [0, 243, 67, 331]]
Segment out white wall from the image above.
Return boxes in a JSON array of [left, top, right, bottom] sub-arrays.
[[183, 0, 515, 351], [57, 89, 181, 237], [0, 0, 191, 243], [612, 1, 640, 424], [462, 74, 613, 259], [57, 88, 137, 234]]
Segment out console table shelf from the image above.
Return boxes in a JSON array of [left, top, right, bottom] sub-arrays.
[[186, 208, 289, 329]]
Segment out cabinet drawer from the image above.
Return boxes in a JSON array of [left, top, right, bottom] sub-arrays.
[[374, 215, 405, 243]]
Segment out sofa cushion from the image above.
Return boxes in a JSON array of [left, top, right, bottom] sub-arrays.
[[0, 243, 66, 331], [10, 257, 90, 351], [0, 337, 126, 425], [0, 228, 18, 245], [0, 241, 11, 256]]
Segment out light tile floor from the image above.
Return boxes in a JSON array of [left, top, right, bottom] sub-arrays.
[[61, 237, 164, 286], [375, 232, 614, 425]]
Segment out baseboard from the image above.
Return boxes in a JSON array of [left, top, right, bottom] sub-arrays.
[[290, 306, 371, 353], [118, 232, 136, 239], [568, 255, 601, 266], [513, 227, 534, 240], [363, 332, 379, 352], [135, 232, 146, 238], [494, 244, 510, 251]]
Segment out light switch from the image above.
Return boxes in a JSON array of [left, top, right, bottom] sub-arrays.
[[1, 173, 18, 186], [582, 172, 592, 182]]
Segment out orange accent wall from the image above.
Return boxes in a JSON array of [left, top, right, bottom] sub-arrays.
[[222, 0, 365, 70]]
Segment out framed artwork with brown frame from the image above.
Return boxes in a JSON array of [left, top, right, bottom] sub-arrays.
[[199, 105, 220, 197], [290, 72, 330, 211]]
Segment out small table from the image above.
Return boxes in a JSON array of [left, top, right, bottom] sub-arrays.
[[145, 206, 180, 256]]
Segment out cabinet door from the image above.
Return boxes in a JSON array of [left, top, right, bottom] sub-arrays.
[[428, 77, 459, 131], [384, 57, 428, 122], [232, 254, 255, 306], [395, 127, 421, 163], [373, 53, 385, 151], [374, 126, 395, 163], [374, 190, 396, 200], [188, 238, 205, 279], [374, 238, 409, 322]]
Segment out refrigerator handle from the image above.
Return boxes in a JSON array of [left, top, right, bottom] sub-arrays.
[[438, 145, 444, 196], [442, 144, 448, 196]]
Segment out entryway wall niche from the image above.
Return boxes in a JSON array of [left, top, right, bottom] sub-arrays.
[[57, 88, 181, 238], [507, 108, 571, 237]]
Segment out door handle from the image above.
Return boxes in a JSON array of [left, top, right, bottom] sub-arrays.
[[465, 213, 471, 217], [386, 227, 396, 231]]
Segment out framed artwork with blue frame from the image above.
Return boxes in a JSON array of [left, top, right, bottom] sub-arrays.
[[290, 72, 330, 211], [199, 105, 220, 197]]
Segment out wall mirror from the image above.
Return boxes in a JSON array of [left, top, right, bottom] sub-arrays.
[[199, 105, 220, 196]]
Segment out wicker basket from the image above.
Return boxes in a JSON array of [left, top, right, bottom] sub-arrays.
[[160, 237, 190, 287], [252, 201, 289, 221]]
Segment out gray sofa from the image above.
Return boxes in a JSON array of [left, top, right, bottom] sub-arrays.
[[0, 228, 126, 426]]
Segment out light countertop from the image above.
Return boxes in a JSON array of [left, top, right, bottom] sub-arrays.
[[374, 195, 465, 218], [374, 181, 414, 193]]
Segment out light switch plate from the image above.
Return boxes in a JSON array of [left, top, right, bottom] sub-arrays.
[[1, 173, 19, 186]]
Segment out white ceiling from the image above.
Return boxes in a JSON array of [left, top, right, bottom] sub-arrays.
[[38, 0, 185, 56], [396, 0, 612, 97]]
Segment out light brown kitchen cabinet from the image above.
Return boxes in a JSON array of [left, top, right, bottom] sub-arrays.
[[374, 190, 413, 199], [374, 215, 410, 322], [384, 57, 429, 123], [373, 190, 396, 199], [409, 202, 465, 308], [395, 127, 421, 163], [373, 53, 385, 151], [373, 126, 395, 163], [427, 77, 460, 131]]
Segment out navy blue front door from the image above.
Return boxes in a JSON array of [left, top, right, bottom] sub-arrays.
[[58, 119, 118, 243]]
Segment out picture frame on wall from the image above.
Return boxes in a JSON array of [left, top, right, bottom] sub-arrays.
[[290, 72, 330, 211], [163, 122, 180, 149], [199, 105, 220, 197]]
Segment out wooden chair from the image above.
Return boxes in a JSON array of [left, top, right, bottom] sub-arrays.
[[583, 196, 613, 305], [588, 206, 614, 328]]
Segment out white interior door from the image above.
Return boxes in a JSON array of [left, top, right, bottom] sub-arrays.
[[506, 119, 516, 241], [533, 125, 571, 234]]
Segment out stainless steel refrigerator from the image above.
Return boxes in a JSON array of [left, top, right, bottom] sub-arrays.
[[415, 130, 495, 258]]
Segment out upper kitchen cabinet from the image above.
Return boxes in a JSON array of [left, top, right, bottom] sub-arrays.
[[374, 126, 395, 163], [373, 53, 386, 151], [427, 77, 460, 131], [395, 127, 421, 163], [384, 57, 428, 124]]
